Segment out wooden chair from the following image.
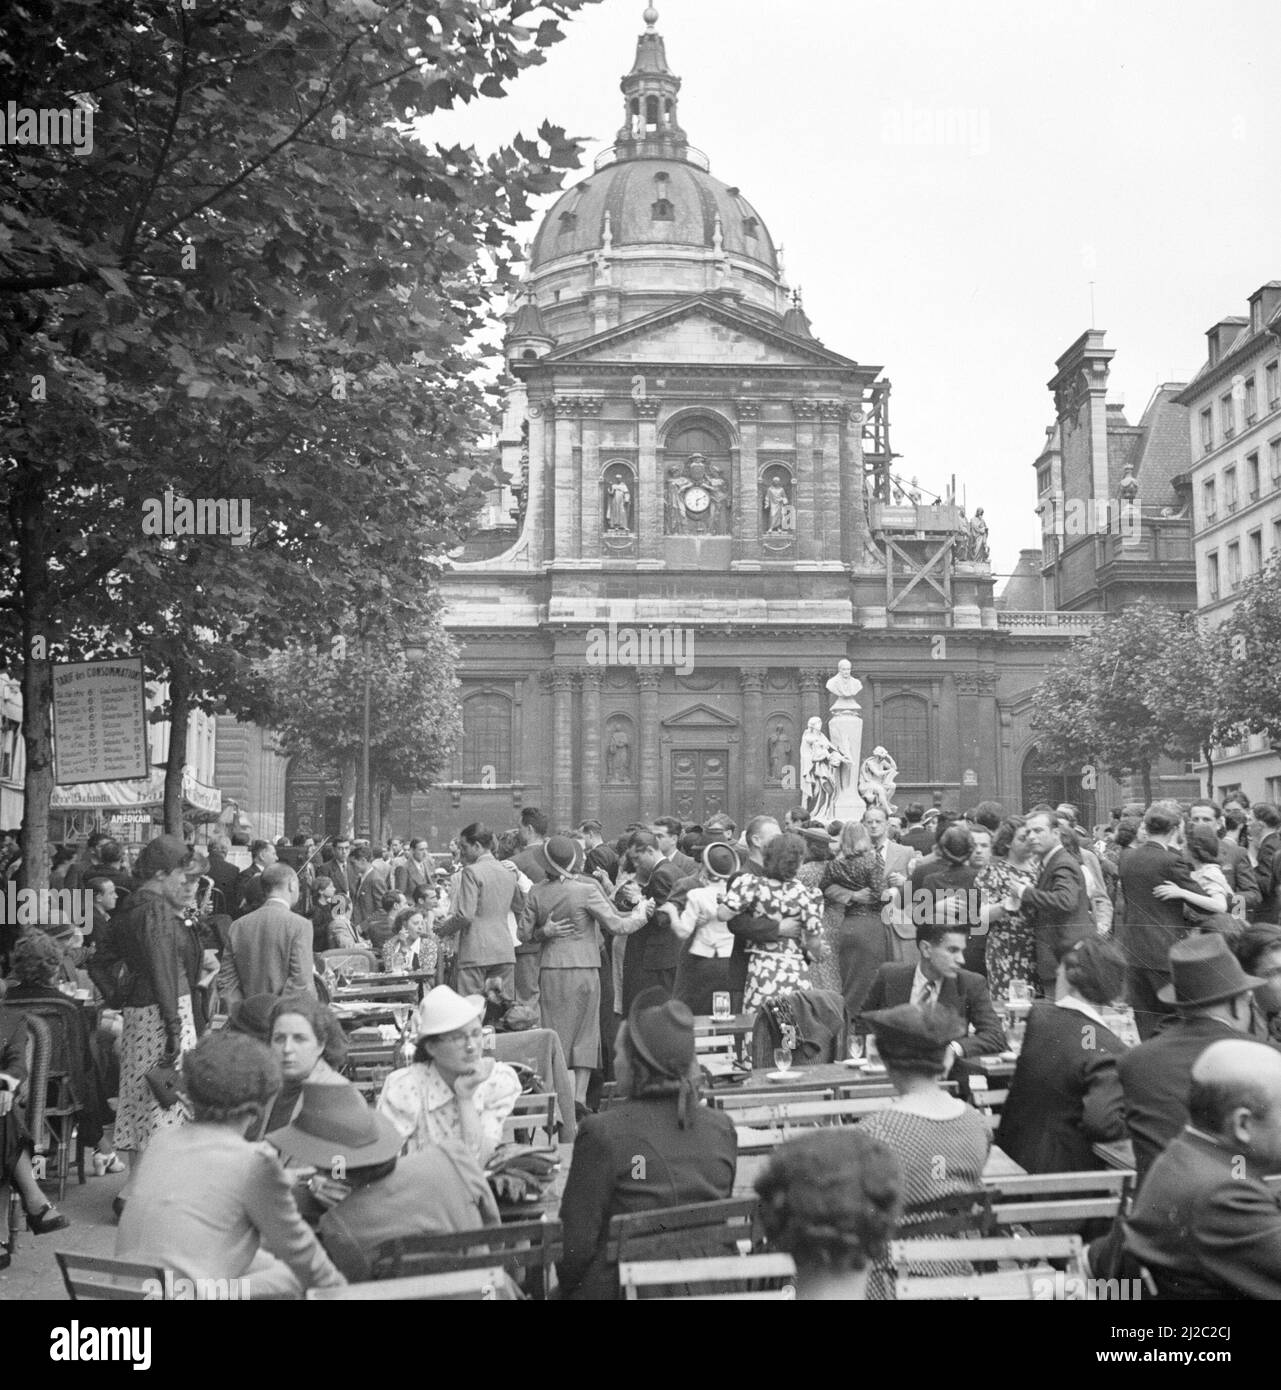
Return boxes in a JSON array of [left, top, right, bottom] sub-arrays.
[[307, 1267, 506, 1300], [56, 1252, 169, 1301], [891, 1234, 1085, 1301], [620, 1252, 796, 1300], [370, 1219, 560, 1298], [694, 1034, 735, 1057], [710, 1087, 838, 1110], [11, 1008, 86, 1200], [322, 947, 379, 975], [501, 1092, 558, 1151], [732, 1096, 894, 1150], [901, 1189, 994, 1238], [983, 1170, 1134, 1230], [611, 1196, 761, 1267]]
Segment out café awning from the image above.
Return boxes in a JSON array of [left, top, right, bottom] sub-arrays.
[[51, 766, 222, 815]]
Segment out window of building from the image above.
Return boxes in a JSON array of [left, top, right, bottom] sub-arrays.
[[1221, 392, 1236, 440], [1267, 360, 1279, 409], [742, 216, 758, 237], [1226, 541, 1242, 590], [1247, 452, 1261, 500], [457, 693, 512, 784], [879, 695, 930, 783], [1273, 518, 1281, 555], [651, 198, 674, 220], [1271, 438, 1281, 489], [1200, 408, 1214, 453], [1267, 775, 1281, 804], [1202, 478, 1217, 524], [0, 716, 18, 782], [1207, 551, 1220, 601], [1245, 375, 1258, 424], [1248, 528, 1263, 575], [1224, 466, 1238, 514], [558, 211, 577, 233], [1036, 465, 1050, 495]]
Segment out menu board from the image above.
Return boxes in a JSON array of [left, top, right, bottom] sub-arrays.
[[52, 658, 148, 784]]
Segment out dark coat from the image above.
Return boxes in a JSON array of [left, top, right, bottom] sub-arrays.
[[996, 1000, 1126, 1173], [206, 851, 241, 919], [114, 883, 203, 1047], [1019, 845, 1093, 989], [1219, 839, 1260, 915], [856, 963, 1006, 1058], [1117, 841, 1200, 972], [1124, 1127, 1281, 1299], [621, 860, 680, 1008], [557, 1094, 737, 1301], [1118, 1013, 1245, 1185], [1255, 831, 1281, 925]]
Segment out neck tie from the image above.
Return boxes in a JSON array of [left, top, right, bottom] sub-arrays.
[[917, 979, 936, 1008]]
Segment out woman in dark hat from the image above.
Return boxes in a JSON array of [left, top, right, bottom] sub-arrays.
[[557, 988, 737, 1300], [756, 1128, 903, 1300], [856, 1002, 992, 1299], [518, 835, 649, 1118]]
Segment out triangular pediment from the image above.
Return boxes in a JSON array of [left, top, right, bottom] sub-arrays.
[[661, 702, 740, 729], [544, 295, 861, 370]]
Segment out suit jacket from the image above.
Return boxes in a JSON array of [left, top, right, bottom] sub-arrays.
[[1019, 845, 1092, 988], [207, 852, 241, 918], [394, 857, 432, 898], [1255, 830, 1281, 925], [1118, 1014, 1244, 1185], [356, 861, 394, 924], [667, 850, 697, 880], [434, 852, 519, 968], [234, 863, 266, 917], [1117, 840, 1200, 971], [219, 899, 316, 1004], [1218, 839, 1259, 914], [901, 826, 934, 855], [1124, 1126, 1281, 1299], [856, 963, 1005, 1058], [996, 1000, 1126, 1173], [557, 1095, 737, 1301]]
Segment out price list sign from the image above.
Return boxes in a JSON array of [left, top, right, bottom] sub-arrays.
[[52, 658, 149, 785]]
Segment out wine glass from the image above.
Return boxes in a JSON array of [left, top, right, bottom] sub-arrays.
[[847, 1034, 864, 1064], [772, 1047, 792, 1075]]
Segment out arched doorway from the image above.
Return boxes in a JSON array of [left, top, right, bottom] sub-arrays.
[[284, 757, 341, 841], [1020, 745, 1096, 826]]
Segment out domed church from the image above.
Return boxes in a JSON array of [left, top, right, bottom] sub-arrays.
[[389, 10, 1089, 836]]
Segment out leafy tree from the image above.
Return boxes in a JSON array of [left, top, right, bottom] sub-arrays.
[[0, 0, 594, 884], [1219, 555, 1281, 758]]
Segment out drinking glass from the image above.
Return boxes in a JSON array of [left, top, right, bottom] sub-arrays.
[[865, 1035, 881, 1068], [847, 1034, 864, 1063], [772, 1047, 792, 1074]]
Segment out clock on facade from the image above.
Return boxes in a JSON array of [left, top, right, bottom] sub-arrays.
[[683, 486, 711, 514]]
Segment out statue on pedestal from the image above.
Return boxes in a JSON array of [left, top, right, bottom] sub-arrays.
[[825, 659, 866, 821], [857, 746, 899, 816], [800, 716, 849, 823]]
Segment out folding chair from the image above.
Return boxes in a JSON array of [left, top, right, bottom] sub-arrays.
[[370, 1220, 561, 1299], [901, 1189, 994, 1238], [891, 1234, 1085, 1301], [612, 1196, 762, 1267], [983, 1170, 1134, 1230], [619, 1253, 796, 1300], [322, 947, 379, 976], [710, 1088, 839, 1110], [732, 1095, 894, 1151], [501, 1092, 558, 1151], [56, 1252, 169, 1301], [307, 1267, 506, 1300]]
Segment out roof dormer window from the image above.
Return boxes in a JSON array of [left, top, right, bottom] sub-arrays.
[[652, 198, 674, 221], [558, 211, 577, 234], [742, 216, 758, 237]]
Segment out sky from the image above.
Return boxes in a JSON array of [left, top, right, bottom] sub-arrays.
[[421, 0, 1281, 582]]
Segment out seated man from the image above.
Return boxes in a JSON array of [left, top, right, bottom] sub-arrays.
[[1123, 1039, 1281, 1299], [857, 922, 1006, 1082]]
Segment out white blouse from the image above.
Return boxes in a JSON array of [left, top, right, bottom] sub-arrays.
[[376, 1061, 520, 1165]]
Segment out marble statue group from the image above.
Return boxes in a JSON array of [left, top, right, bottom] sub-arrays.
[[798, 660, 898, 824]]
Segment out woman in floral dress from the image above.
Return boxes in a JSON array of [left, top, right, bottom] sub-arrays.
[[976, 816, 1040, 1001]]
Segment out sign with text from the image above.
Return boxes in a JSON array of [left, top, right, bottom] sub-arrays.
[[52, 658, 148, 785]]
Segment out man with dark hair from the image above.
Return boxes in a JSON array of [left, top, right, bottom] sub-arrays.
[[900, 803, 933, 855], [618, 830, 675, 1009], [1012, 808, 1093, 999], [346, 844, 373, 927], [783, 807, 809, 833], [510, 809, 550, 1003], [649, 816, 696, 878], [578, 821, 619, 885], [1251, 803, 1281, 925], [435, 822, 521, 998], [1237, 926, 1281, 1044], [1123, 1038, 1281, 1298], [220, 863, 315, 1003], [1187, 799, 1259, 918], [1117, 802, 1204, 1037], [856, 922, 1006, 1071], [234, 839, 277, 917], [726, 816, 804, 1013]]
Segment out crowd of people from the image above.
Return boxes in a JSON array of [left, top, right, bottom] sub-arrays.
[[0, 787, 1279, 1299]]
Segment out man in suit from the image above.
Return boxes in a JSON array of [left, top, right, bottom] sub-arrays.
[[1123, 1038, 1281, 1298], [433, 822, 520, 998], [1251, 803, 1281, 925], [619, 830, 681, 1010], [218, 863, 315, 1004], [394, 837, 433, 899], [1117, 802, 1203, 1038], [329, 835, 362, 903], [900, 803, 934, 855], [233, 839, 277, 918], [650, 817, 697, 880], [511, 808, 550, 1004], [1187, 799, 1260, 917], [1015, 807, 1094, 997], [857, 921, 1006, 1074], [1118, 933, 1264, 1186], [205, 834, 241, 918]]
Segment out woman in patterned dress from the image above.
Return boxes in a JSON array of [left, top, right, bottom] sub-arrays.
[[976, 816, 1040, 1002], [858, 1002, 992, 1300], [797, 826, 842, 993], [821, 821, 888, 1014]]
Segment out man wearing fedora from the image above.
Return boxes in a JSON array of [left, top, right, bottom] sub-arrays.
[[1122, 1038, 1281, 1298], [1118, 933, 1267, 1186]]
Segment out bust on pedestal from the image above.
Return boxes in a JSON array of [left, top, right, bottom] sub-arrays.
[[825, 659, 865, 821]]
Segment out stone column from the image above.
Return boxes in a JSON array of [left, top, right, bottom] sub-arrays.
[[733, 399, 761, 570], [635, 398, 662, 565], [552, 397, 577, 563], [792, 399, 818, 560], [637, 668, 662, 812], [542, 668, 577, 829], [578, 396, 602, 560], [739, 668, 766, 815], [818, 401, 846, 563], [798, 669, 826, 728], [579, 668, 603, 822]]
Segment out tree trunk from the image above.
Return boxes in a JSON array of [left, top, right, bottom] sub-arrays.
[[1141, 763, 1153, 805], [339, 753, 358, 838], [1202, 744, 1215, 802], [163, 662, 192, 837], [378, 782, 393, 847], [16, 467, 53, 893]]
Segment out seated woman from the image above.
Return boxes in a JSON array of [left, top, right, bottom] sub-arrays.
[[856, 1003, 992, 1300], [377, 986, 520, 1166], [755, 1128, 903, 1300], [269, 1083, 502, 1283], [116, 1030, 345, 1298], [557, 988, 737, 1301], [383, 905, 439, 978], [4, 932, 122, 1174], [264, 995, 351, 1133], [997, 936, 1130, 1172]]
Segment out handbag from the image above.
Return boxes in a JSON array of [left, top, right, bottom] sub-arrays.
[[144, 1065, 184, 1109]]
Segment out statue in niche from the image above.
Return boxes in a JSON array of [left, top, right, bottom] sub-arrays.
[[604, 470, 633, 533], [800, 716, 849, 823], [665, 460, 691, 533], [606, 723, 632, 782], [767, 722, 792, 782], [762, 470, 794, 533], [858, 746, 899, 816], [705, 461, 731, 532]]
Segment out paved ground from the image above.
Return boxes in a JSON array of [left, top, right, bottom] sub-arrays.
[[2, 1162, 126, 1301]]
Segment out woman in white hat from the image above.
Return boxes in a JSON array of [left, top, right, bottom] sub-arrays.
[[376, 986, 520, 1165]]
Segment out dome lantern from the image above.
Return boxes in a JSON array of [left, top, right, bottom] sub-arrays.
[[615, 6, 688, 162]]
